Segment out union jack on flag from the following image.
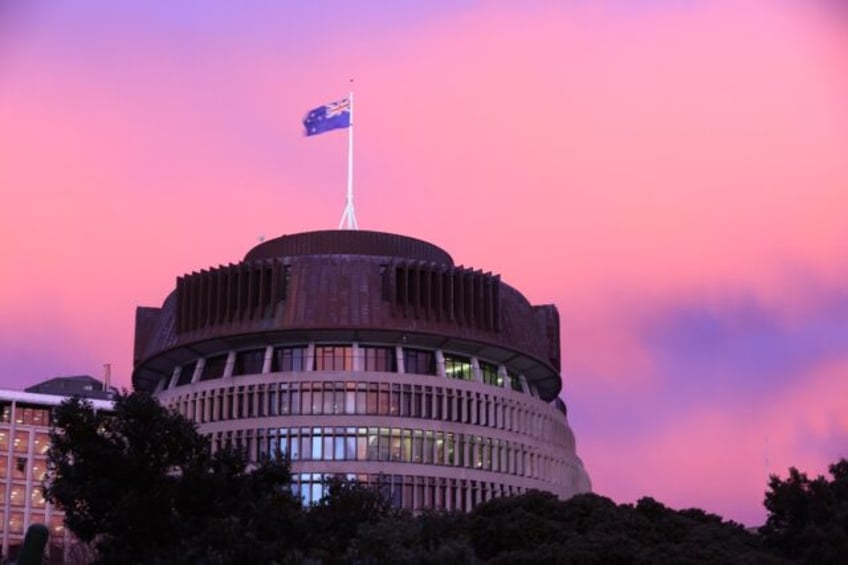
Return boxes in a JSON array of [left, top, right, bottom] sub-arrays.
[[303, 97, 351, 136]]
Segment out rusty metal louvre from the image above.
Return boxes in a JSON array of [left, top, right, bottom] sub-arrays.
[[206, 269, 217, 328], [454, 267, 464, 325], [175, 277, 185, 333], [388, 260, 397, 317], [190, 272, 200, 332], [427, 264, 438, 320], [464, 269, 473, 325], [397, 264, 408, 317], [493, 275, 501, 331], [484, 275, 493, 330], [476, 271, 485, 329], [215, 268, 225, 325], [447, 268, 455, 322], [245, 263, 255, 320], [435, 267, 444, 322], [237, 263, 247, 322], [411, 262, 420, 318], [470, 270, 479, 328], [226, 264, 236, 323], [269, 260, 280, 316]]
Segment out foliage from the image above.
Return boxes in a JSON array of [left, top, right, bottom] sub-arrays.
[[45, 392, 303, 564], [305, 476, 395, 563], [761, 458, 848, 564], [44, 392, 844, 564]]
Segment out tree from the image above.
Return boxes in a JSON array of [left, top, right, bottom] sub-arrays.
[[305, 476, 394, 563], [761, 458, 848, 564], [45, 392, 302, 564]]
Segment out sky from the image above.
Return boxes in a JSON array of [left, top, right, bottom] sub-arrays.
[[1, 0, 847, 526]]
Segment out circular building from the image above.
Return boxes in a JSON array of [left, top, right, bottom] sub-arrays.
[[132, 230, 591, 510]]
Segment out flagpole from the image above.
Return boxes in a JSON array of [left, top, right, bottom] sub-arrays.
[[339, 88, 358, 230]]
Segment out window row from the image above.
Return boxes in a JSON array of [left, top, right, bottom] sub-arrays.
[[0, 483, 47, 509], [0, 404, 52, 427], [210, 426, 567, 483], [292, 472, 520, 512], [173, 345, 525, 393], [169, 380, 567, 444], [0, 455, 48, 481], [0, 430, 50, 456]]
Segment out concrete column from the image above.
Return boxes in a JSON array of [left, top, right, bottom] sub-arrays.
[[305, 342, 316, 371], [435, 350, 446, 378], [223, 351, 236, 379], [471, 357, 482, 383], [262, 345, 274, 374], [191, 358, 205, 384], [351, 343, 361, 371], [166, 365, 181, 392], [395, 345, 405, 373]]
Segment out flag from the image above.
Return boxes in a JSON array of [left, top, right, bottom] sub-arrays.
[[303, 97, 351, 136]]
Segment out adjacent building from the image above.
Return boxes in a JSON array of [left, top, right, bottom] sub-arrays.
[[133, 230, 591, 509], [0, 378, 113, 563]]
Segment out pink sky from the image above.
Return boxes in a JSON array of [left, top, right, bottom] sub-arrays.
[[1, 0, 846, 525]]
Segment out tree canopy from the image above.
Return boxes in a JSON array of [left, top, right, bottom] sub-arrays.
[[760, 458, 848, 564], [44, 391, 844, 563]]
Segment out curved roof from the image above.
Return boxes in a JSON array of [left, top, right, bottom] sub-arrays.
[[244, 230, 454, 266]]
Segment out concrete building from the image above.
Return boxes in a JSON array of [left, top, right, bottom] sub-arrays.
[[133, 230, 591, 509], [0, 382, 112, 563]]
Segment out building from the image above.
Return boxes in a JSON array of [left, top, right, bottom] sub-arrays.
[[25, 374, 116, 401], [0, 380, 113, 563], [132, 230, 591, 510]]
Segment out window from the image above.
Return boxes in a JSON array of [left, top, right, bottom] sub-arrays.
[[480, 362, 501, 386], [314, 345, 353, 371], [176, 362, 196, 386], [508, 371, 523, 392], [200, 355, 227, 381], [273, 346, 307, 372], [404, 349, 436, 375], [361, 346, 397, 372], [233, 349, 265, 376], [444, 354, 472, 381]]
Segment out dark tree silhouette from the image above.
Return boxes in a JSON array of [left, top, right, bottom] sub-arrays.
[[761, 458, 848, 564]]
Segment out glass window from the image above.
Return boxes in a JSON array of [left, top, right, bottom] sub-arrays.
[[444, 354, 473, 381], [314, 345, 353, 371], [361, 346, 397, 372], [402, 430, 412, 462], [508, 371, 523, 392], [233, 349, 265, 376], [378, 428, 390, 462], [390, 429, 401, 462], [0, 403, 10, 423], [367, 428, 379, 460], [357, 428, 368, 461], [13, 431, 28, 454], [345, 435, 356, 461], [378, 384, 390, 415], [480, 362, 501, 386], [30, 459, 47, 482], [404, 348, 436, 375], [272, 346, 307, 372], [390, 384, 400, 416], [9, 484, 25, 507], [200, 355, 227, 381], [334, 435, 345, 461], [31, 486, 46, 508], [367, 384, 378, 415], [176, 362, 196, 386], [0, 430, 8, 451], [345, 383, 356, 414], [8, 511, 24, 534]]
